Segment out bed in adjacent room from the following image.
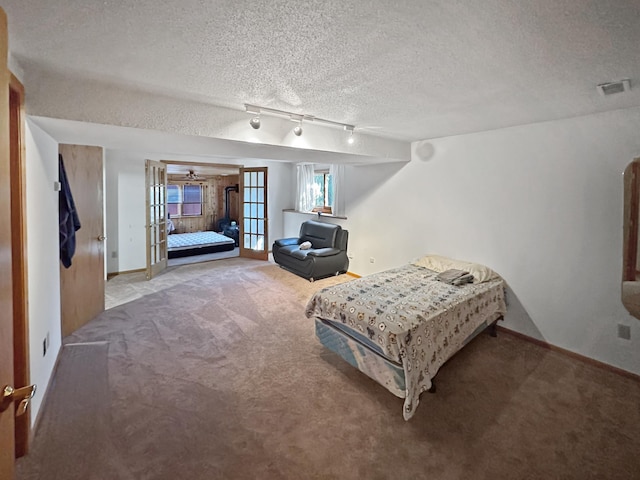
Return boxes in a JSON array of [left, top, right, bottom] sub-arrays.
[[305, 255, 507, 420], [167, 231, 235, 259]]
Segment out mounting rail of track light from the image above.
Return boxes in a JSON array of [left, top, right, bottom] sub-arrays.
[[244, 103, 355, 141]]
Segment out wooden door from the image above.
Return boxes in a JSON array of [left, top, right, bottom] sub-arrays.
[[145, 160, 168, 279], [59, 144, 105, 338], [0, 7, 16, 479], [239, 167, 269, 261]]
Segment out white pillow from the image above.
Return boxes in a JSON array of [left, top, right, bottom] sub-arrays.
[[299, 241, 312, 250], [413, 254, 499, 284]]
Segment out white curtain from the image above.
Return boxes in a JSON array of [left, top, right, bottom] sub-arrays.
[[296, 163, 315, 212], [330, 164, 345, 217]]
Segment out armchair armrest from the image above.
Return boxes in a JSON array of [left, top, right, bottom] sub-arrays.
[[307, 247, 341, 257], [274, 237, 300, 248]]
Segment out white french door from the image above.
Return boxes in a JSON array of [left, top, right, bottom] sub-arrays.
[[145, 160, 168, 279], [239, 167, 268, 261]]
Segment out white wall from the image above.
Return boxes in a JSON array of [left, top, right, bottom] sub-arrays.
[[25, 120, 61, 425], [105, 150, 294, 273], [285, 107, 640, 375], [105, 150, 146, 273]]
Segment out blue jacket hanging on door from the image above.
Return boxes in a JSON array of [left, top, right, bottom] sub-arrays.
[[59, 154, 81, 268]]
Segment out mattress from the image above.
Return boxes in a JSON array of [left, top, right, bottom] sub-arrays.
[[167, 231, 234, 251]]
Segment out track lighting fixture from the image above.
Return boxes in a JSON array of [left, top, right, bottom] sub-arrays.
[[244, 103, 355, 139], [249, 115, 261, 129], [346, 125, 355, 144], [245, 105, 261, 129]]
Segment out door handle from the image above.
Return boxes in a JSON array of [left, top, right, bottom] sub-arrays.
[[97, 235, 106, 241], [1, 384, 37, 416]]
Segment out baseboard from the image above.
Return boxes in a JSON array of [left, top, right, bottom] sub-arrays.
[[346, 272, 361, 278], [497, 325, 640, 383], [30, 343, 64, 438], [107, 268, 145, 280]]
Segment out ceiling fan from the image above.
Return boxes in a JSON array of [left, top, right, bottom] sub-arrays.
[[183, 169, 200, 180]]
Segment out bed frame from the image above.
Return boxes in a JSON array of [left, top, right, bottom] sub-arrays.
[[305, 261, 507, 420], [314, 315, 502, 397]]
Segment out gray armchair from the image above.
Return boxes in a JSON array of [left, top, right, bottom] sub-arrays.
[[272, 220, 349, 281]]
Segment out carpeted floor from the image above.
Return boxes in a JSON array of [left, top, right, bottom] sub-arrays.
[[17, 258, 640, 479]]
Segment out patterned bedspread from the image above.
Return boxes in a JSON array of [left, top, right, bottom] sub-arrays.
[[305, 264, 506, 420], [167, 231, 234, 251]]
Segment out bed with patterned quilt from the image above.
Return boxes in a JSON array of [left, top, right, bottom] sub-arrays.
[[167, 231, 235, 259], [305, 255, 507, 420]]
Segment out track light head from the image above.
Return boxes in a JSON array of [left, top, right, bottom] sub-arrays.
[[293, 124, 303, 136], [249, 116, 261, 129]]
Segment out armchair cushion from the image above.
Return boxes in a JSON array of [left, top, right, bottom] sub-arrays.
[[307, 248, 341, 257], [274, 237, 300, 248]]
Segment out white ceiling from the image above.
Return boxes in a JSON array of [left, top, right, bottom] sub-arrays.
[[4, 0, 640, 145]]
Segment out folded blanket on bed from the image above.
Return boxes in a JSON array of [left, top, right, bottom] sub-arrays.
[[436, 269, 474, 286]]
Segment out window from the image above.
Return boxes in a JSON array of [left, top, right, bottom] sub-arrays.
[[312, 172, 333, 213], [167, 183, 203, 217]]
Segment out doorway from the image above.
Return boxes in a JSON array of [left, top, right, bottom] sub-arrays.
[[163, 161, 242, 268]]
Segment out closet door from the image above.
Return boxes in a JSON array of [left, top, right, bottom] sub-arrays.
[[239, 167, 268, 261], [59, 144, 105, 337], [145, 160, 168, 279]]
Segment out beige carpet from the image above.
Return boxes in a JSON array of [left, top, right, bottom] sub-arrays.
[[17, 258, 640, 479]]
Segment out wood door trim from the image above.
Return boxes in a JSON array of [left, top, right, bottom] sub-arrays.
[[9, 72, 31, 457], [159, 159, 242, 169], [0, 7, 14, 478]]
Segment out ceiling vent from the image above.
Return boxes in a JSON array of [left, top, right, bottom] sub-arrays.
[[597, 79, 631, 96]]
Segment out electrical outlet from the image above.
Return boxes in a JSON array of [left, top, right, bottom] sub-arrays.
[[111, 251, 118, 258], [369, 257, 375, 264], [618, 324, 631, 340]]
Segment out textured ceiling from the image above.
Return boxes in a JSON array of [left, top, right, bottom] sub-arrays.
[[4, 0, 640, 142]]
